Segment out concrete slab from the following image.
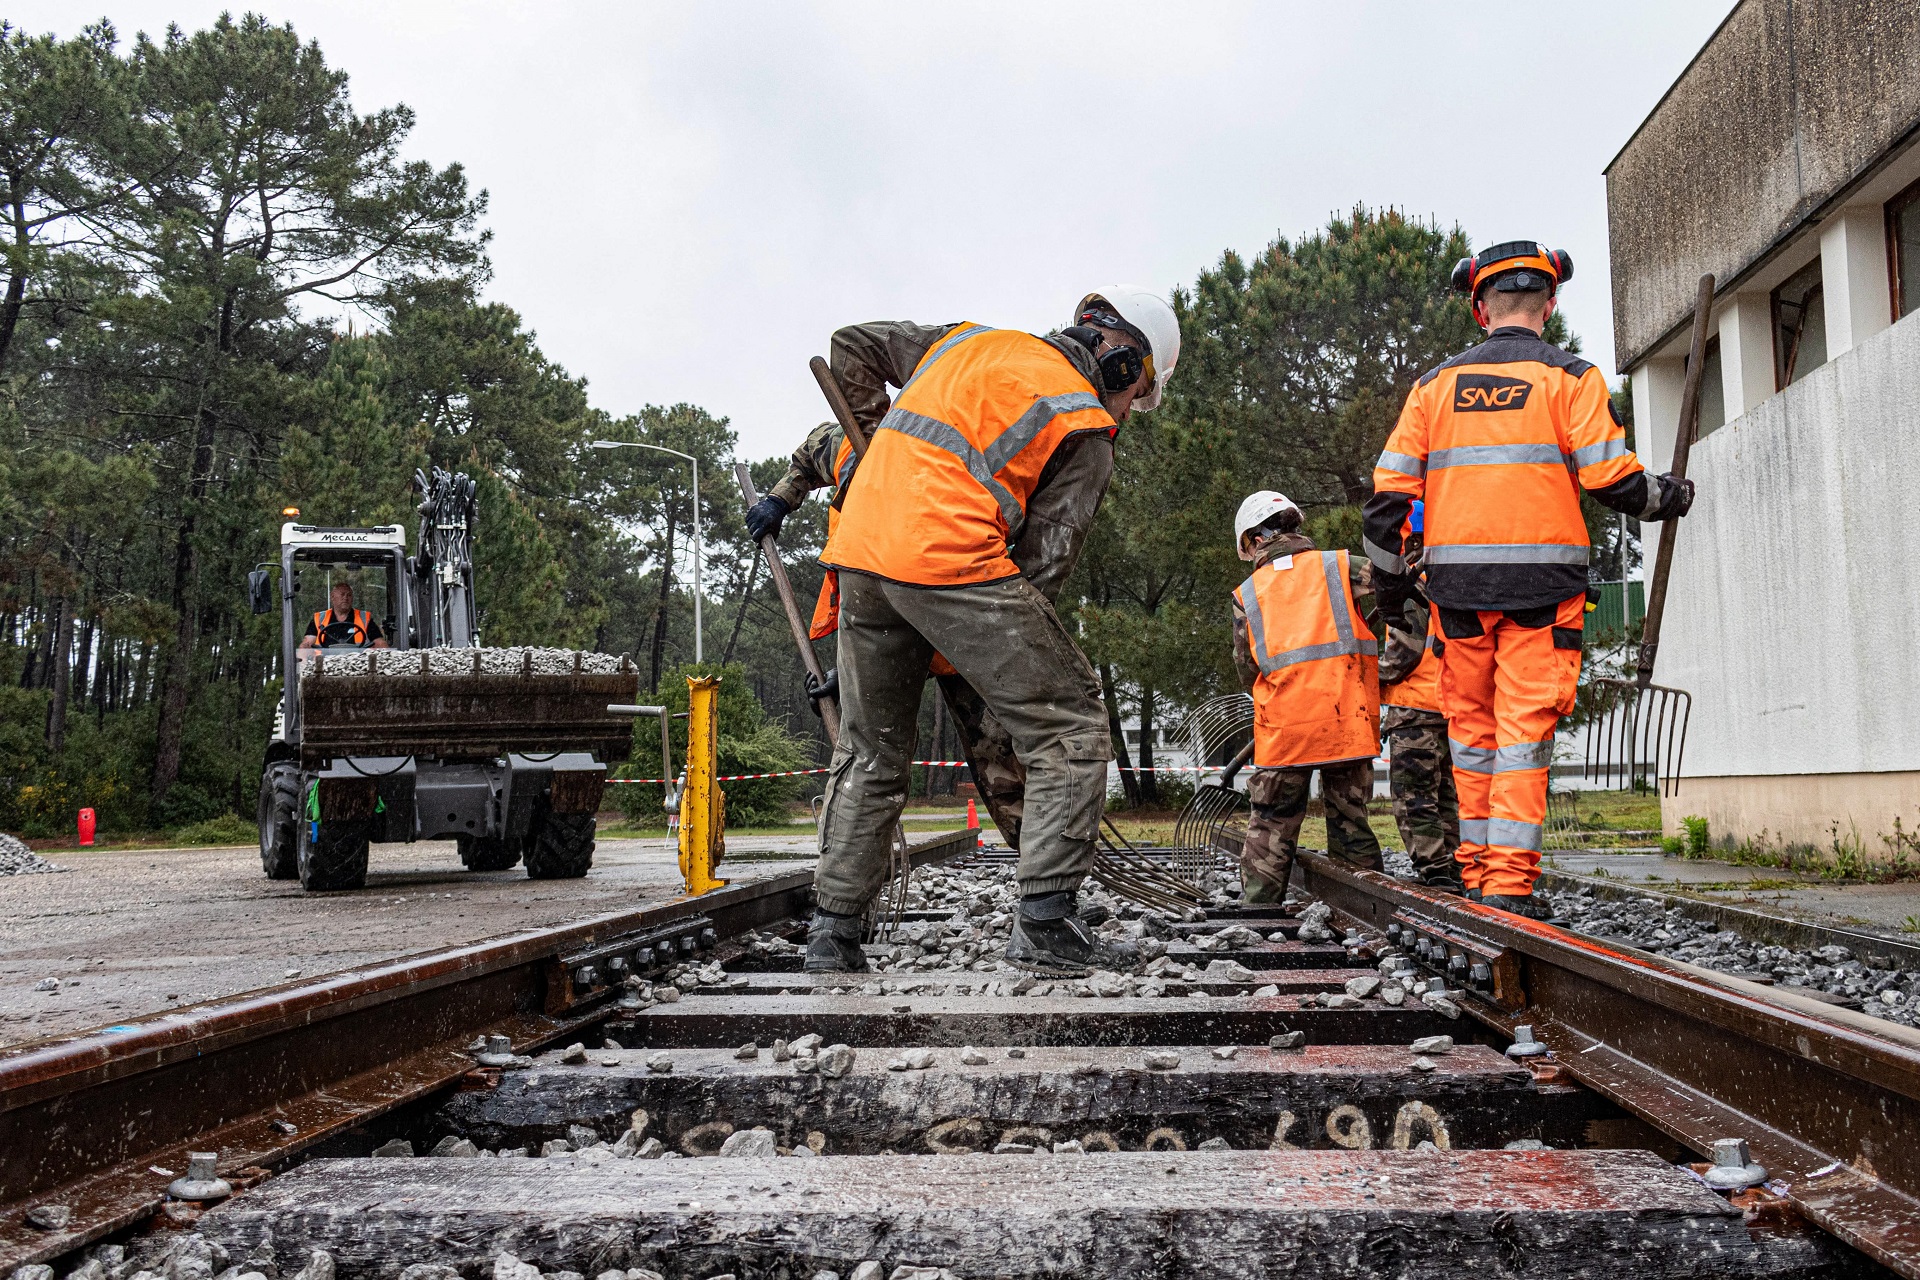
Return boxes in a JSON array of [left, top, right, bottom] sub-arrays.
[[439, 1042, 1598, 1154], [198, 1150, 1844, 1279], [0, 835, 823, 1048]]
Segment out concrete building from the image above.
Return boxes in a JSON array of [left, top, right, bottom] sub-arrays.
[[1606, 0, 1920, 853]]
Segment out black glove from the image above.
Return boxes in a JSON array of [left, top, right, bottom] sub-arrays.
[[745, 494, 791, 543], [804, 666, 839, 715], [1372, 567, 1418, 619], [1649, 473, 1695, 521]]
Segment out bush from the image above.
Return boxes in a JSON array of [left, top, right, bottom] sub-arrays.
[[1682, 814, 1710, 858], [157, 782, 226, 829], [615, 661, 815, 830], [169, 813, 257, 846]]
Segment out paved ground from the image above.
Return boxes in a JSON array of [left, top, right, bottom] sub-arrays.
[[0, 834, 830, 1049], [1542, 849, 1920, 936]]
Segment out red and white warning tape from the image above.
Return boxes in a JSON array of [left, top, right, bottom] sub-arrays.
[[607, 761, 1226, 784]]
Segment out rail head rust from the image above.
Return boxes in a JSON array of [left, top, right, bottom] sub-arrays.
[[0, 829, 977, 1269], [1296, 851, 1920, 1278]]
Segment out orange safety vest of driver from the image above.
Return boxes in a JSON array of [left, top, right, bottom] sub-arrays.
[[821, 324, 1115, 586], [312, 608, 371, 646], [1236, 550, 1381, 768]]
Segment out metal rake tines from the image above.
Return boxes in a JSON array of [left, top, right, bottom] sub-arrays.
[[1172, 783, 1247, 882], [864, 821, 913, 942], [1090, 818, 1205, 912], [1584, 677, 1693, 798], [1174, 693, 1255, 768]]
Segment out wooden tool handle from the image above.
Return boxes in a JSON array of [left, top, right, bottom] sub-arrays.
[[810, 356, 873, 457], [1636, 272, 1715, 687], [734, 462, 839, 741]]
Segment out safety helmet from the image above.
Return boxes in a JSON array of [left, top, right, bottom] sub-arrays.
[[1449, 241, 1573, 300], [1234, 491, 1302, 561], [1075, 285, 1181, 411]]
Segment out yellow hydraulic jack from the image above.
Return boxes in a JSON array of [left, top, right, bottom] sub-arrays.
[[677, 674, 729, 896]]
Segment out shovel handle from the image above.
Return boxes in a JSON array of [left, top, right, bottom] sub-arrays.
[[810, 356, 874, 458], [1637, 272, 1715, 688], [734, 463, 840, 741], [1218, 740, 1256, 787]]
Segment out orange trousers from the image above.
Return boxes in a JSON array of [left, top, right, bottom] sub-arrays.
[[1435, 595, 1583, 897]]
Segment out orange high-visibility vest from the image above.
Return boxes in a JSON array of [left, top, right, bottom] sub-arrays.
[[821, 325, 1115, 586], [312, 608, 371, 646], [1237, 550, 1381, 768], [1382, 631, 1442, 714]]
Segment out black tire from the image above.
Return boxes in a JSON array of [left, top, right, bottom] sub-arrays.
[[298, 803, 371, 892], [458, 834, 522, 872], [258, 763, 300, 880], [524, 811, 595, 879]]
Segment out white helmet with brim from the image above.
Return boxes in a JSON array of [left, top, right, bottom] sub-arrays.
[[1235, 490, 1302, 561], [1075, 284, 1180, 412]]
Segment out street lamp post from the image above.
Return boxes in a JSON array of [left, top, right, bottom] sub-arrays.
[[590, 439, 703, 663]]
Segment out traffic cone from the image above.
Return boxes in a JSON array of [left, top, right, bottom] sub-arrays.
[[966, 798, 981, 847]]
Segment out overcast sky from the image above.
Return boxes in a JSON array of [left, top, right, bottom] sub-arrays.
[[20, 1, 1732, 461]]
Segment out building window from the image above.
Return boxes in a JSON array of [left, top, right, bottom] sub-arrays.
[[1692, 334, 1725, 438], [1771, 258, 1826, 389], [1888, 175, 1920, 320]]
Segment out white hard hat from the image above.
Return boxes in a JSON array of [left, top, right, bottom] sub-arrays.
[[1076, 285, 1181, 411], [1235, 491, 1301, 561]]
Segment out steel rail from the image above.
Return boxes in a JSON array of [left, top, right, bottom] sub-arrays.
[[1295, 852, 1920, 1278], [0, 830, 975, 1269]]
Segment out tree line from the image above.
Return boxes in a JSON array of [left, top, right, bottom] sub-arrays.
[[0, 15, 1635, 837]]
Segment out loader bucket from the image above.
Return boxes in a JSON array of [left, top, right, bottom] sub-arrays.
[[297, 649, 641, 766]]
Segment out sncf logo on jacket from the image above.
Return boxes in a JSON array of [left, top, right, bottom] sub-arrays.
[[1452, 373, 1533, 412]]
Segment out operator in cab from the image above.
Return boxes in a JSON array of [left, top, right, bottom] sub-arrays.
[[299, 579, 389, 650]]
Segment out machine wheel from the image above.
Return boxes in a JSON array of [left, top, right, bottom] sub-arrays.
[[258, 763, 301, 880], [524, 811, 595, 879], [298, 805, 371, 892], [458, 834, 522, 872]]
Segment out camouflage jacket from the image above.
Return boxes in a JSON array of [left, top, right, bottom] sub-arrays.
[[766, 320, 1116, 603]]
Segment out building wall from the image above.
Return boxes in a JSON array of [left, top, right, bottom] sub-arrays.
[[1606, 0, 1920, 371], [1636, 308, 1920, 845]]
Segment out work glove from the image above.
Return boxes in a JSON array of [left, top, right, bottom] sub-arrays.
[[745, 494, 792, 543], [804, 666, 839, 715], [1647, 472, 1695, 521], [1371, 566, 1419, 621]]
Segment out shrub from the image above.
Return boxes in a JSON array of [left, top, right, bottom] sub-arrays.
[[1682, 814, 1710, 858], [615, 661, 814, 830]]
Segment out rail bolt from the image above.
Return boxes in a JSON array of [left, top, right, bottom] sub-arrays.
[[1448, 954, 1469, 983], [1469, 961, 1493, 990], [1386, 923, 1403, 944], [606, 956, 629, 979], [699, 927, 718, 950], [167, 1151, 232, 1203], [1505, 1024, 1550, 1058], [1701, 1137, 1768, 1191], [571, 965, 598, 992], [636, 946, 655, 969], [678, 935, 697, 956]]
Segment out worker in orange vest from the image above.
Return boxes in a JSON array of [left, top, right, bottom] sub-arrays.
[[803, 288, 1181, 977], [1376, 500, 1461, 892], [297, 580, 388, 651], [1229, 491, 1384, 904], [1363, 241, 1694, 919]]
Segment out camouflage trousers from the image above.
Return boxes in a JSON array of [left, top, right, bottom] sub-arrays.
[[1383, 706, 1461, 883], [1239, 758, 1383, 903]]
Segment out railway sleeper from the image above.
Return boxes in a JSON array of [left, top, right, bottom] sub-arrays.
[[195, 1148, 1857, 1279]]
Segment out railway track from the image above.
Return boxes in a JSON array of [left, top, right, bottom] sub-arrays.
[[2, 829, 1916, 1278]]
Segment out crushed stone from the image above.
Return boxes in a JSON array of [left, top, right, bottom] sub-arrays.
[[298, 646, 627, 679], [0, 833, 62, 876]]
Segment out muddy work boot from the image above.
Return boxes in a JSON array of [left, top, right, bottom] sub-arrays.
[[1416, 869, 1467, 896], [1004, 892, 1141, 978], [803, 911, 870, 973], [1481, 893, 1566, 926]]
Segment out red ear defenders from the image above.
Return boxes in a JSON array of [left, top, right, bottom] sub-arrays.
[[1449, 241, 1573, 297]]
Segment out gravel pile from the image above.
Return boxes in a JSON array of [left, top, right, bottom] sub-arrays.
[[1548, 886, 1920, 1026], [12, 1234, 333, 1280], [0, 832, 62, 876], [298, 646, 628, 678]]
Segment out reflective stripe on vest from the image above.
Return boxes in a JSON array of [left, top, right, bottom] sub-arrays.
[[821, 325, 1116, 587], [1236, 550, 1380, 769]]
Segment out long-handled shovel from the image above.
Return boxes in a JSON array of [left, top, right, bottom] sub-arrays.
[[1585, 273, 1710, 798]]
